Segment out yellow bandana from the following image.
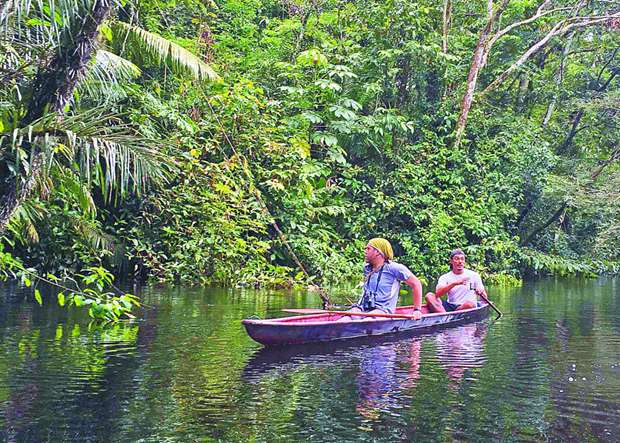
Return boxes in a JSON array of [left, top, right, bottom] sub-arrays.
[[368, 238, 394, 260]]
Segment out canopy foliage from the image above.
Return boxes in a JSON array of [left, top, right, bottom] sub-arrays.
[[1, 0, 619, 292]]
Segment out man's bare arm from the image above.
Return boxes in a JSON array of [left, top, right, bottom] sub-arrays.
[[404, 275, 423, 309]]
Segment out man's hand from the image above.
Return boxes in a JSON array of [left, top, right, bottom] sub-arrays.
[[453, 276, 470, 286], [411, 310, 422, 320]]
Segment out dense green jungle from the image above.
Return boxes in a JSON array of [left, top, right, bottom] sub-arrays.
[[0, 0, 619, 318]]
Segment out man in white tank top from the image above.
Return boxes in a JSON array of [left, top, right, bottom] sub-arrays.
[[425, 249, 487, 312]]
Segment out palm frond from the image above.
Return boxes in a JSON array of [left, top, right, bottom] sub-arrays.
[[111, 21, 220, 82], [0, 108, 174, 200], [53, 169, 115, 251], [6, 198, 47, 245], [77, 50, 141, 102], [92, 49, 142, 81], [2, 0, 68, 52], [76, 81, 130, 103], [5, 169, 116, 251], [73, 217, 115, 252], [54, 168, 96, 216], [58, 109, 171, 194]]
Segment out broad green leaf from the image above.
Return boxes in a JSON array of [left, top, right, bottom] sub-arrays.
[[25, 18, 45, 27], [215, 182, 233, 194], [301, 111, 323, 124], [315, 79, 341, 91], [296, 49, 328, 67]]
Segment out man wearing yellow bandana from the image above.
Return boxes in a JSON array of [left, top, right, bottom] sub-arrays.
[[349, 238, 423, 320]]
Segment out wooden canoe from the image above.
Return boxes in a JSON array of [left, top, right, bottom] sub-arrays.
[[242, 303, 490, 346]]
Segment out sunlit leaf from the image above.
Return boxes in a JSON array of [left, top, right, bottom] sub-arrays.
[[34, 289, 42, 305]]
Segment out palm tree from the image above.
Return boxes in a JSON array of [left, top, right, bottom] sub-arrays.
[[0, 0, 219, 235]]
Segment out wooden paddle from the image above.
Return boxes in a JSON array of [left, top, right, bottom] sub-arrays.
[[478, 292, 502, 319], [282, 308, 423, 320], [282, 308, 334, 314]]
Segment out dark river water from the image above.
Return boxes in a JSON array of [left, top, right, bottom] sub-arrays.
[[0, 277, 619, 442]]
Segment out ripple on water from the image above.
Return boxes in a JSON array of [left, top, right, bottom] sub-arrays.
[[101, 341, 137, 357]]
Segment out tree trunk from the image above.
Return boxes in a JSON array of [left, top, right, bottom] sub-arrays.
[[515, 74, 530, 112], [24, 0, 114, 124], [541, 4, 582, 128], [442, 0, 451, 54], [594, 48, 618, 89], [453, 13, 495, 148], [0, 0, 13, 24], [395, 56, 411, 108], [542, 35, 574, 127], [597, 71, 618, 92], [557, 109, 584, 154], [520, 201, 568, 246], [0, 154, 44, 233], [453, 0, 513, 147], [515, 194, 539, 230]]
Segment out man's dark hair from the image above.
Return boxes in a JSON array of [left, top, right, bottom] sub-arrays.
[[449, 249, 465, 259]]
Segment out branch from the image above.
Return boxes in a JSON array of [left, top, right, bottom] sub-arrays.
[[488, 6, 571, 50], [491, 0, 511, 23], [595, 47, 619, 87], [482, 14, 620, 95], [564, 48, 598, 56], [599, 71, 618, 91], [591, 145, 620, 180]]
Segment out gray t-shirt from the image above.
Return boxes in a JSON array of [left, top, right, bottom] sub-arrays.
[[437, 269, 484, 306], [357, 262, 414, 313]]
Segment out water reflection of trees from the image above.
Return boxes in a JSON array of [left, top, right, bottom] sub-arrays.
[[2, 280, 619, 441], [544, 280, 620, 441], [487, 278, 620, 441], [0, 297, 140, 442]]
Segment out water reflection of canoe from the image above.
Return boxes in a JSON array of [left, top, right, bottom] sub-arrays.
[[242, 303, 490, 346]]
